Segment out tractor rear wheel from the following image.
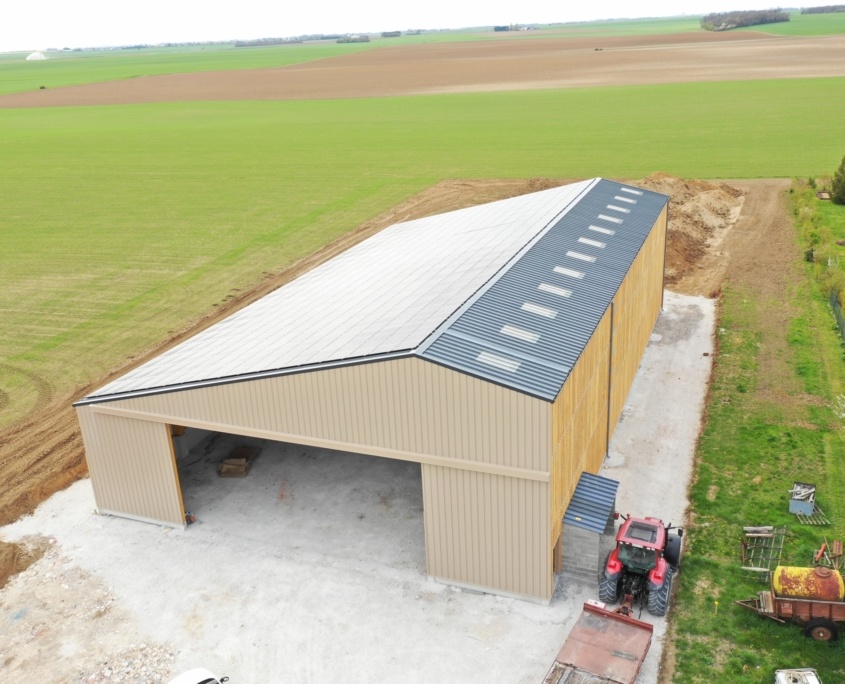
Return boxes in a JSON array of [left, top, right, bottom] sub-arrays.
[[804, 618, 839, 642], [647, 568, 674, 617]]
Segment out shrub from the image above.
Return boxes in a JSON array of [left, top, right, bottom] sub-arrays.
[[833, 154, 845, 204]]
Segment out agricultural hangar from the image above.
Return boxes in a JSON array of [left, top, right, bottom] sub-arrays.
[[74, 178, 668, 601]]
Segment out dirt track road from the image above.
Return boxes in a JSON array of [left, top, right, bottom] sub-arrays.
[[2, 32, 843, 108]]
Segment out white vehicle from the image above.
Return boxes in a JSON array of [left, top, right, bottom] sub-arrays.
[[168, 668, 229, 684]]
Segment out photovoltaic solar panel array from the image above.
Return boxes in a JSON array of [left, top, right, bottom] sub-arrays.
[[418, 179, 668, 401]]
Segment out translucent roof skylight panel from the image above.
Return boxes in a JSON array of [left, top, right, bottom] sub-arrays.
[[415, 179, 668, 401], [422, 335, 567, 400]]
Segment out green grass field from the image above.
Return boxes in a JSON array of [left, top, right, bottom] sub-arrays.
[[0, 42, 377, 95], [670, 188, 845, 682], [673, 287, 845, 683], [0, 16, 708, 96], [738, 11, 845, 36], [536, 16, 702, 37], [2, 77, 844, 427]]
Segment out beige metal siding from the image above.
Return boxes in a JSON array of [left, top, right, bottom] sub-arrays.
[[76, 407, 184, 526], [549, 307, 611, 548], [106, 357, 550, 475], [608, 207, 667, 436], [422, 464, 550, 599]]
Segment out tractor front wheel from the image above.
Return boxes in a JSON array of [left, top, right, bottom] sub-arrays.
[[647, 568, 674, 617], [804, 618, 839, 642]]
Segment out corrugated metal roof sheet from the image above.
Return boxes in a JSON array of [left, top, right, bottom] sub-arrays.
[[563, 472, 620, 534], [85, 179, 597, 401], [419, 179, 668, 400]]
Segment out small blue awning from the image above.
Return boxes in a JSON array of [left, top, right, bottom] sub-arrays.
[[563, 472, 620, 534]]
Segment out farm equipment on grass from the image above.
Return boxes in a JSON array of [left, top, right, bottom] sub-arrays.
[[736, 565, 845, 641], [599, 514, 683, 617]]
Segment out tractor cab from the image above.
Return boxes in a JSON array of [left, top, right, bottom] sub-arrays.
[[616, 518, 666, 574]]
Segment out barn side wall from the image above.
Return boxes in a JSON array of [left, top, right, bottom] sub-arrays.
[[548, 205, 666, 556], [80, 357, 552, 599], [608, 205, 667, 437], [76, 408, 185, 526], [422, 465, 550, 600]]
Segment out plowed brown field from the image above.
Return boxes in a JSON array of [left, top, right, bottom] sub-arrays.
[[2, 31, 844, 108]]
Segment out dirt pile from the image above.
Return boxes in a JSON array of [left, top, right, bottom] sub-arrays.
[[637, 173, 745, 291], [0, 537, 47, 590], [0, 535, 175, 682]]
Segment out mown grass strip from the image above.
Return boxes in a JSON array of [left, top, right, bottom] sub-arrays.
[[671, 192, 845, 683]]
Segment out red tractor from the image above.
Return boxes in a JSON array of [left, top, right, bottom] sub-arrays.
[[599, 515, 683, 617]]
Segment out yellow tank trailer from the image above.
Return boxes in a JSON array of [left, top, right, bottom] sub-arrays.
[[736, 566, 845, 642]]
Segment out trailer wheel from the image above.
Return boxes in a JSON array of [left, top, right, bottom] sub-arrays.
[[647, 568, 674, 617], [803, 618, 839, 642]]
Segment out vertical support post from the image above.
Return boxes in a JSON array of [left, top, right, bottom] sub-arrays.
[[606, 302, 614, 457]]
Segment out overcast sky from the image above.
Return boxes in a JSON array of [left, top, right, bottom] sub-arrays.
[[2, 1, 814, 52]]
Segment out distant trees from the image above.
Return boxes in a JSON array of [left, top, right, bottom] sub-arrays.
[[801, 5, 845, 13], [833, 154, 845, 205], [701, 9, 789, 31], [381, 31, 401, 38]]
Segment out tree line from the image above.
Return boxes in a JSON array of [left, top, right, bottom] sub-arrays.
[[701, 9, 789, 31], [801, 5, 845, 13]]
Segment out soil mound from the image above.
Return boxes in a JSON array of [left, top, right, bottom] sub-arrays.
[[0, 537, 48, 590], [637, 173, 744, 288]]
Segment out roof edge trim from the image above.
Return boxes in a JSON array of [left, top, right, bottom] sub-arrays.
[[74, 350, 415, 407]]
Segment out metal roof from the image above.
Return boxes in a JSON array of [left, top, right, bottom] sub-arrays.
[[563, 472, 620, 534], [419, 179, 668, 400], [84, 179, 596, 402]]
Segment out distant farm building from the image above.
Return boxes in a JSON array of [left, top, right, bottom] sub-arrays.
[[75, 178, 669, 601], [26, 52, 47, 61]]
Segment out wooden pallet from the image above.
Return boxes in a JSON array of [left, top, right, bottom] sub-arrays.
[[217, 445, 260, 478]]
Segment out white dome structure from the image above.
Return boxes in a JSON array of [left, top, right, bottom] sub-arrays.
[[26, 52, 47, 61]]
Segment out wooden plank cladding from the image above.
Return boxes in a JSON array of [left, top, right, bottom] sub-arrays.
[[609, 206, 667, 437], [550, 307, 611, 549]]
